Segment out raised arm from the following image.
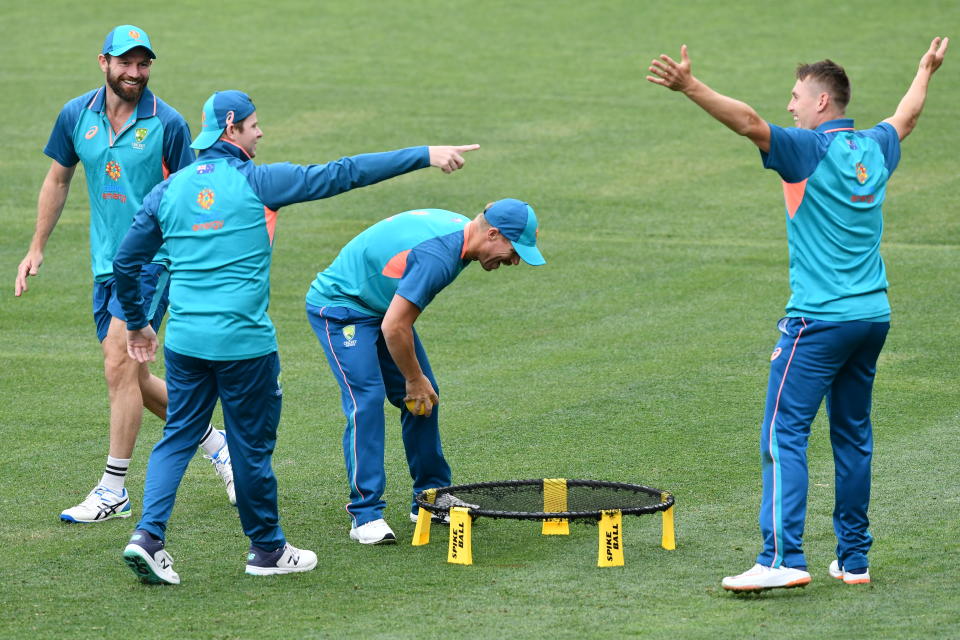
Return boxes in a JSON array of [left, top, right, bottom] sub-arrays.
[[647, 45, 771, 152], [884, 37, 949, 141], [15, 160, 76, 296]]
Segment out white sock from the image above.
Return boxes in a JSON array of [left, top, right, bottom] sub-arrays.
[[99, 456, 129, 493], [199, 425, 226, 456]]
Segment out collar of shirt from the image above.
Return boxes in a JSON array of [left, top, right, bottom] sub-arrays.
[[197, 139, 252, 162], [815, 117, 855, 133], [86, 86, 158, 120]]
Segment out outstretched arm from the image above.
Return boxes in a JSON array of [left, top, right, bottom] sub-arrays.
[[647, 45, 771, 152], [884, 36, 949, 141], [15, 160, 75, 296]]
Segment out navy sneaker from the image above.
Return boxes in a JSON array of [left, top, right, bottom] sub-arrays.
[[123, 529, 180, 585], [245, 542, 317, 576]]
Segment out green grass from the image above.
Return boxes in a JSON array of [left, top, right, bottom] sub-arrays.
[[2, 1, 959, 638]]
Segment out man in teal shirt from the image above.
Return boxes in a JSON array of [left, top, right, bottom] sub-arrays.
[[14, 25, 235, 523], [114, 89, 479, 583], [647, 37, 948, 591]]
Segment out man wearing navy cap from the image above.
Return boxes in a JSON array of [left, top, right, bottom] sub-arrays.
[[113, 89, 480, 583], [14, 25, 236, 524], [306, 199, 545, 544]]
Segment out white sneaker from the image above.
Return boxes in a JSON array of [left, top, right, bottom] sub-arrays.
[[245, 542, 318, 576], [349, 518, 396, 545], [829, 559, 871, 584], [410, 511, 449, 524], [60, 485, 131, 523], [205, 434, 236, 506], [123, 529, 180, 585], [722, 563, 812, 592]]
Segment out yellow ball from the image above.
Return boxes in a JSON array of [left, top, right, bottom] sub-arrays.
[[405, 399, 430, 415]]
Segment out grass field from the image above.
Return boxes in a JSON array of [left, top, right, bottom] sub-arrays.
[[1, 1, 959, 638]]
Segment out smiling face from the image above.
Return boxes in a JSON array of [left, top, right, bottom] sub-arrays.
[[476, 229, 520, 271], [786, 77, 826, 129], [100, 48, 152, 103], [228, 112, 263, 158]]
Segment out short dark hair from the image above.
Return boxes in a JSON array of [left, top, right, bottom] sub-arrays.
[[795, 59, 850, 110]]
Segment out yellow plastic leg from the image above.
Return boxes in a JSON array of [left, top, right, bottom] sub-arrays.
[[447, 507, 473, 565], [411, 488, 436, 546], [542, 478, 570, 535], [661, 492, 676, 550], [598, 509, 624, 567]]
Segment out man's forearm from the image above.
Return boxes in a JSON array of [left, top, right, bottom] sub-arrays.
[[30, 172, 72, 252], [886, 70, 933, 140], [683, 78, 769, 142]]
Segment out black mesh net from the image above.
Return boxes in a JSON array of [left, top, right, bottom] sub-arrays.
[[415, 479, 673, 520]]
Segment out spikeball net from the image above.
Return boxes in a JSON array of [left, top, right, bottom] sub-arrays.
[[412, 478, 676, 567]]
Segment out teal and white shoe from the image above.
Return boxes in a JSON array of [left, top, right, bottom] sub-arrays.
[[60, 485, 131, 523], [205, 433, 236, 506], [123, 530, 180, 585]]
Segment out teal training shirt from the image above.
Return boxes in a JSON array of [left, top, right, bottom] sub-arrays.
[[761, 119, 900, 321], [44, 87, 194, 281], [306, 209, 472, 316]]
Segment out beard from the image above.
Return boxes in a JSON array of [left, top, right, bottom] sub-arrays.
[[106, 68, 147, 103]]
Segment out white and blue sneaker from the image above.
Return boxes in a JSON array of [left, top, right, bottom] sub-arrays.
[[60, 485, 131, 523], [204, 434, 236, 506], [829, 559, 871, 584], [123, 529, 180, 585], [245, 542, 317, 576]]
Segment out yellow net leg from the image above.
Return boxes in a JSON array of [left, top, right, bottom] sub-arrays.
[[447, 507, 473, 565], [411, 488, 436, 546], [542, 478, 570, 535], [661, 492, 676, 550], [598, 509, 624, 567]]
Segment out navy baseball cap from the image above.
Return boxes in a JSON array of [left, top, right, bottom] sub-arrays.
[[191, 90, 257, 150], [484, 199, 545, 266], [102, 25, 156, 59]]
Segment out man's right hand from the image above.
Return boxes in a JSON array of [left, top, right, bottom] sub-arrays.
[[15, 250, 43, 296], [404, 375, 439, 418]]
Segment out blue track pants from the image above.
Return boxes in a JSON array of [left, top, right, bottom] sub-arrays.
[[307, 304, 451, 527], [757, 317, 888, 572], [137, 348, 286, 550]]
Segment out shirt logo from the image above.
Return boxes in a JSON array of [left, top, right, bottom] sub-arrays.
[[196, 163, 216, 174], [85, 125, 99, 139], [855, 162, 868, 185], [134, 128, 149, 143], [105, 160, 121, 181], [197, 188, 215, 210], [342, 325, 357, 347]]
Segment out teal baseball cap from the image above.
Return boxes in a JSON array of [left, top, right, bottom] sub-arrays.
[[190, 90, 257, 150], [484, 199, 545, 266], [102, 25, 156, 59]]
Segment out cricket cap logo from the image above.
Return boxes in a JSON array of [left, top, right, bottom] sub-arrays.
[[128, 29, 141, 40], [855, 162, 868, 185], [197, 188, 215, 210], [105, 160, 121, 181], [135, 128, 148, 143]]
